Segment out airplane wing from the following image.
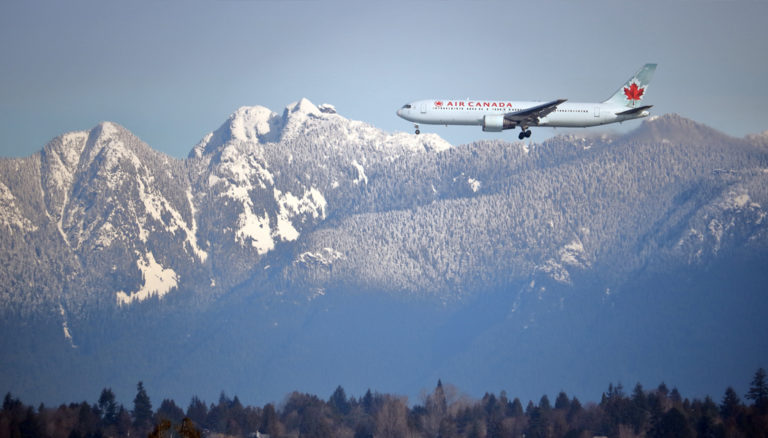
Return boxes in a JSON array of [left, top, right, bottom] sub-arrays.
[[504, 99, 567, 126]]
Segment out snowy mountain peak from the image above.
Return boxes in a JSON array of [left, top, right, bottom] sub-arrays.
[[190, 106, 283, 158], [627, 113, 733, 146], [229, 106, 282, 143], [285, 98, 321, 117]]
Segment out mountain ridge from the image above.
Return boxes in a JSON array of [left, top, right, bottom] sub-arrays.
[[1, 102, 767, 406], [1, 104, 767, 313]]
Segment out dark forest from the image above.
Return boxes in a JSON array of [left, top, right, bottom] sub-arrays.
[[2, 368, 767, 438]]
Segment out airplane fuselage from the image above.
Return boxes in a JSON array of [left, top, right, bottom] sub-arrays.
[[397, 99, 650, 129], [397, 63, 657, 138]]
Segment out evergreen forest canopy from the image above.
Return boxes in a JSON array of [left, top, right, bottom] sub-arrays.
[[2, 368, 767, 438]]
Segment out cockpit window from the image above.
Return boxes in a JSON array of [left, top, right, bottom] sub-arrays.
[[401, 104, 412, 109]]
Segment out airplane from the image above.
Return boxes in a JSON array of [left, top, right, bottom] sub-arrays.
[[396, 63, 657, 140]]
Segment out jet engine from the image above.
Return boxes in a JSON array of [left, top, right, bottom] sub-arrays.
[[482, 115, 515, 132]]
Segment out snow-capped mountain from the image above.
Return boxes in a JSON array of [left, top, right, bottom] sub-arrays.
[[0, 98, 453, 315], [1, 101, 767, 407]]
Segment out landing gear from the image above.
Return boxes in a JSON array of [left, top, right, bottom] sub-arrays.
[[518, 128, 531, 140], [414, 124, 420, 135]]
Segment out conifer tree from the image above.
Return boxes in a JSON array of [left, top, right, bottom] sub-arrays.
[[97, 388, 118, 425], [185, 396, 208, 429], [747, 367, 768, 413], [720, 387, 742, 420], [539, 394, 552, 412], [132, 381, 153, 432], [329, 385, 351, 416], [508, 398, 524, 417]]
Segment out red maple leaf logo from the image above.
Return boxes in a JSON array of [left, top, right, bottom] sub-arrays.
[[623, 82, 645, 104], [435, 101, 443, 106]]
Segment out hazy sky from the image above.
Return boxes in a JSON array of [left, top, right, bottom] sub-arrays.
[[1, 1, 767, 158]]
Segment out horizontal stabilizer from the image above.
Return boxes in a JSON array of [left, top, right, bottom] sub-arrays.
[[616, 105, 653, 116]]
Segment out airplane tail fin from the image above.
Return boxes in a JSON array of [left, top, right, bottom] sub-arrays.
[[603, 63, 657, 107]]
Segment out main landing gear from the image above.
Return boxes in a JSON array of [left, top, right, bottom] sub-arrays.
[[414, 124, 420, 135], [518, 128, 532, 140]]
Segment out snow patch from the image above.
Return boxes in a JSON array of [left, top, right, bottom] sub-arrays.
[[184, 190, 208, 262], [351, 160, 368, 185], [286, 98, 321, 116], [274, 187, 327, 242], [536, 259, 571, 284], [59, 304, 77, 348], [467, 177, 481, 193], [116, 252, 179, 305], [296, 247, 345, 265], [236, 205, 274, 254], [708, 219, 723, 252], [722, 189, 762, 211], [229, 106, 280, 143], [733, 193, 751, 209], [559, 238, 587, 267], [94, 222, 117, 248]]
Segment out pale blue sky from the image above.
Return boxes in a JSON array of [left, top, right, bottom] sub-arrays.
[[1, 0, 766, 158]]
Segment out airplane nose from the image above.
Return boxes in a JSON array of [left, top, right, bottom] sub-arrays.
[[396, 108, 402, 118]]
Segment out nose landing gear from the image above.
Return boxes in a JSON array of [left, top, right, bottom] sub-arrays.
[[414, 124, 420, 135]]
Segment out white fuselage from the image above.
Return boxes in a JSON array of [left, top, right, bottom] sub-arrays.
[[396, 99, 649, 129]]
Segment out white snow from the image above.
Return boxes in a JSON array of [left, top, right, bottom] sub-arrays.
[[45, 132, 87, 246], [385, 132, 452, 153], [207, 146, 279, 251], [116, 252, 179, 305], [286, 98, 321, 116], [467, 177, 481, 193], [351, 160, 368, 185], [229, 106, 279, 142], [280, 99, 326, 141], [59, 304, 77, 348], [296, 247, 345, 265], [60, 132, 88, 164], [213, 146, 327, 251], [236, 205, 275, 254], [721, 189, 762, 211], [318, 103, 337, 114], [708, 219, 723, 252], [130, 169, 208, 262], [559, 238, 586, 267], [273, 187, 327, 242], [733, 193, 751, 209], [275, 207, 300, 242], [184, 190, 208, 262], [47, 131, 87, 192], [537, 259, 571, 284]]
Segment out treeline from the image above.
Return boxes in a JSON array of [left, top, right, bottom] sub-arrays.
[[2, 369, 767, 438]]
